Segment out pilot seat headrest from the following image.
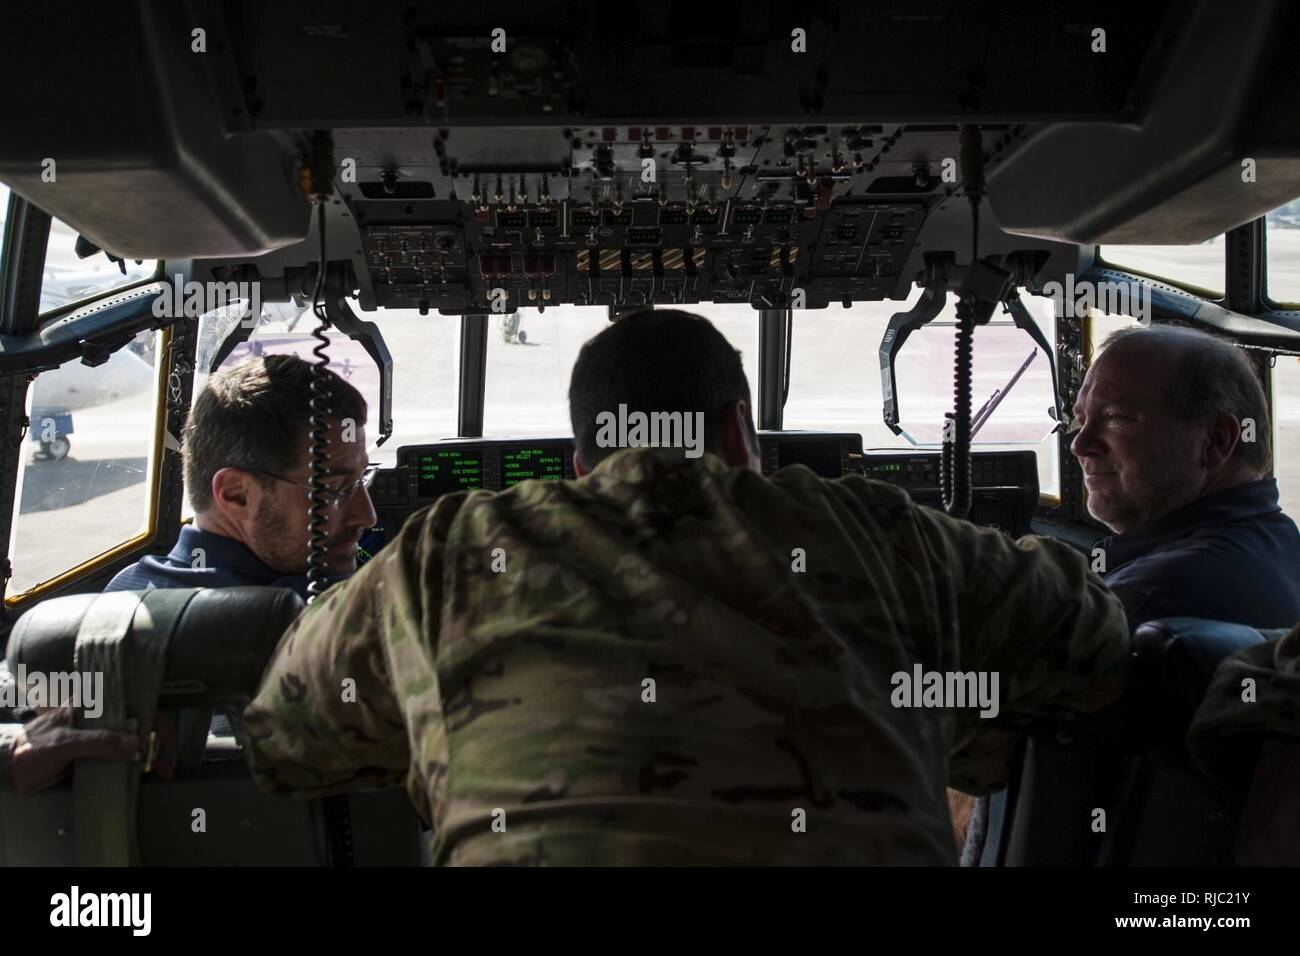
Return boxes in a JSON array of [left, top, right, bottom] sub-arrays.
[[6, 587, 304, 709]]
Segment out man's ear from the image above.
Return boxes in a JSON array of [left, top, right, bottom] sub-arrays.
[[573, 449, 588, 477], [1202, 412, 1242, 472], [719, 400, 761, 471], [209, 467, 259, 523]]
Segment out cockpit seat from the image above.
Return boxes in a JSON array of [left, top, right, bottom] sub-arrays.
[[0, 587, 421, 866], [1094, 617, 1285, 865], [979, 617, 1283, 866]]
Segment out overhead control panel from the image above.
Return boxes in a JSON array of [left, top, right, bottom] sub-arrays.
[[18, 2, 1289, 260], [343, 124, 969, 313]]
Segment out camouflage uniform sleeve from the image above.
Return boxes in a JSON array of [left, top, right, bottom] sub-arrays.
[[243, 504, 450, 802], [909, 504, 1131, 793], [1186, 624, 1300, 798]]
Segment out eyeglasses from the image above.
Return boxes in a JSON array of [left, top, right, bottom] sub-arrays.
[[246, 463, 379, 511]]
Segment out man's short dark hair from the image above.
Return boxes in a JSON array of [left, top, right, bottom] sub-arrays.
[[1103, 324, 1272, 474], [184, 354, 368, 513], [568, 309, 755, 468]]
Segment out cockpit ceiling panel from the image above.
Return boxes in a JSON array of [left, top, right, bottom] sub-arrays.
[[2, 0, 1297, 262], [217, 0, 1169, 127], [988, 0, 1300, 244]]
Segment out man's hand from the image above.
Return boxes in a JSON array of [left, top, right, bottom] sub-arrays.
[[947, 788, 976, 852], [11, 706, 140, 795]]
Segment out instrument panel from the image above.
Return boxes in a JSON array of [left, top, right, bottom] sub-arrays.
[[859, 449, 1040, 536], [358, 432, 1039, 563], [369, 438, 577, 505], [357, 194, 929, 314], [336, 124, 989, 314]]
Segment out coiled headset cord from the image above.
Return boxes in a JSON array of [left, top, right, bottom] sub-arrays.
[[300, 132, 355, 865], [941, 125, 984, 520], [302, 131, 335, 604], [306, 207, 332, 603]]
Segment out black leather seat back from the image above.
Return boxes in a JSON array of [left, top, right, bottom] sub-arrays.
[[1, 587, 422, 866], [1095, 617, 1280, 866], [1122, 618, 1283, 747], [7, 587, 304, 709], [992, 617, 1276, 866]]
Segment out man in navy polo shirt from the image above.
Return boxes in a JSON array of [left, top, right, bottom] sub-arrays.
[[1071, 325, 1300, 631], [0, 355, 377, 787], [105, 354, 377, 599]]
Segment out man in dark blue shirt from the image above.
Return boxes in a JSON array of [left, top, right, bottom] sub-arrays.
[[105, 354, 377, 600], [0, 355, 377, 782], [105, 523, 318, 596], [1071, 325, 1300, 631]]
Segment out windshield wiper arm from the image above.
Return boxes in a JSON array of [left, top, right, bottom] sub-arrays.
[[971, 348, 1038, 439]]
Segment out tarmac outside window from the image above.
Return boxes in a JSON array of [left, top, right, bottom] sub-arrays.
[[40, 216, 157, 316], [1264, 200, 1300, 306], [8, 328, 160, 597], [1100, 237, 1225, 298], [481, 303, 759, 438], [1274, 355, 1300, 514], [785, 289, 1062, 500]]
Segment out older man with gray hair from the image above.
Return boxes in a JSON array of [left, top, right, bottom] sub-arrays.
[[1070, 324, 1300, 630]]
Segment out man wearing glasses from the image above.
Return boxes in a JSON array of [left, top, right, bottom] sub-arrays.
[[104, 354, 377, 599], [0, 355, 376, 792]]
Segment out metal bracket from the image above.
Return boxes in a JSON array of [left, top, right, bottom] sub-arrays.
[[322, 263, 393, 446], [880, 253, 1070, 439], [1004, 290, 1068, 432], [206, 265, 394, 446], [880, 253, 950, 438], [206, 299, 258, 374]]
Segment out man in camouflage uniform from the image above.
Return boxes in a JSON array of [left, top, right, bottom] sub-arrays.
[[244, 309, 1130, 865]]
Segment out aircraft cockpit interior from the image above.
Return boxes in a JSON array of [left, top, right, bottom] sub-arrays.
[[0, 0, 1298, 924]]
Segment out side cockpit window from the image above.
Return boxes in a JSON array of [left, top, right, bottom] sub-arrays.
[[1274, 356, 1299, 513], [7, 327, 163, 599], [40, 217, 157, 316]]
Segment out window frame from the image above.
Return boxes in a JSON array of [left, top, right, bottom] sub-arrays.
[[1261, 213, 1300, 313], [1272, 353, 1300, 512], [4, 325, 172, 608], [37, 214, 164, 321], [1094, 242, 1228, 303]]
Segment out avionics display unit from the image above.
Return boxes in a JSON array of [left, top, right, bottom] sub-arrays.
[[358, 434, 1039, 565]]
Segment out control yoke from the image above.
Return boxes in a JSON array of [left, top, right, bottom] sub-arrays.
[[879, 253, 1067, 443], [207, 263, 394, 445]]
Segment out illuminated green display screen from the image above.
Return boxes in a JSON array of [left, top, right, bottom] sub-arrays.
[[503, 447, 564, 486], [416, 450, 483, 497]]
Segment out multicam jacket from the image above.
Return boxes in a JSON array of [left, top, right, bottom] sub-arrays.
[[244, 447, 1130, 865]]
